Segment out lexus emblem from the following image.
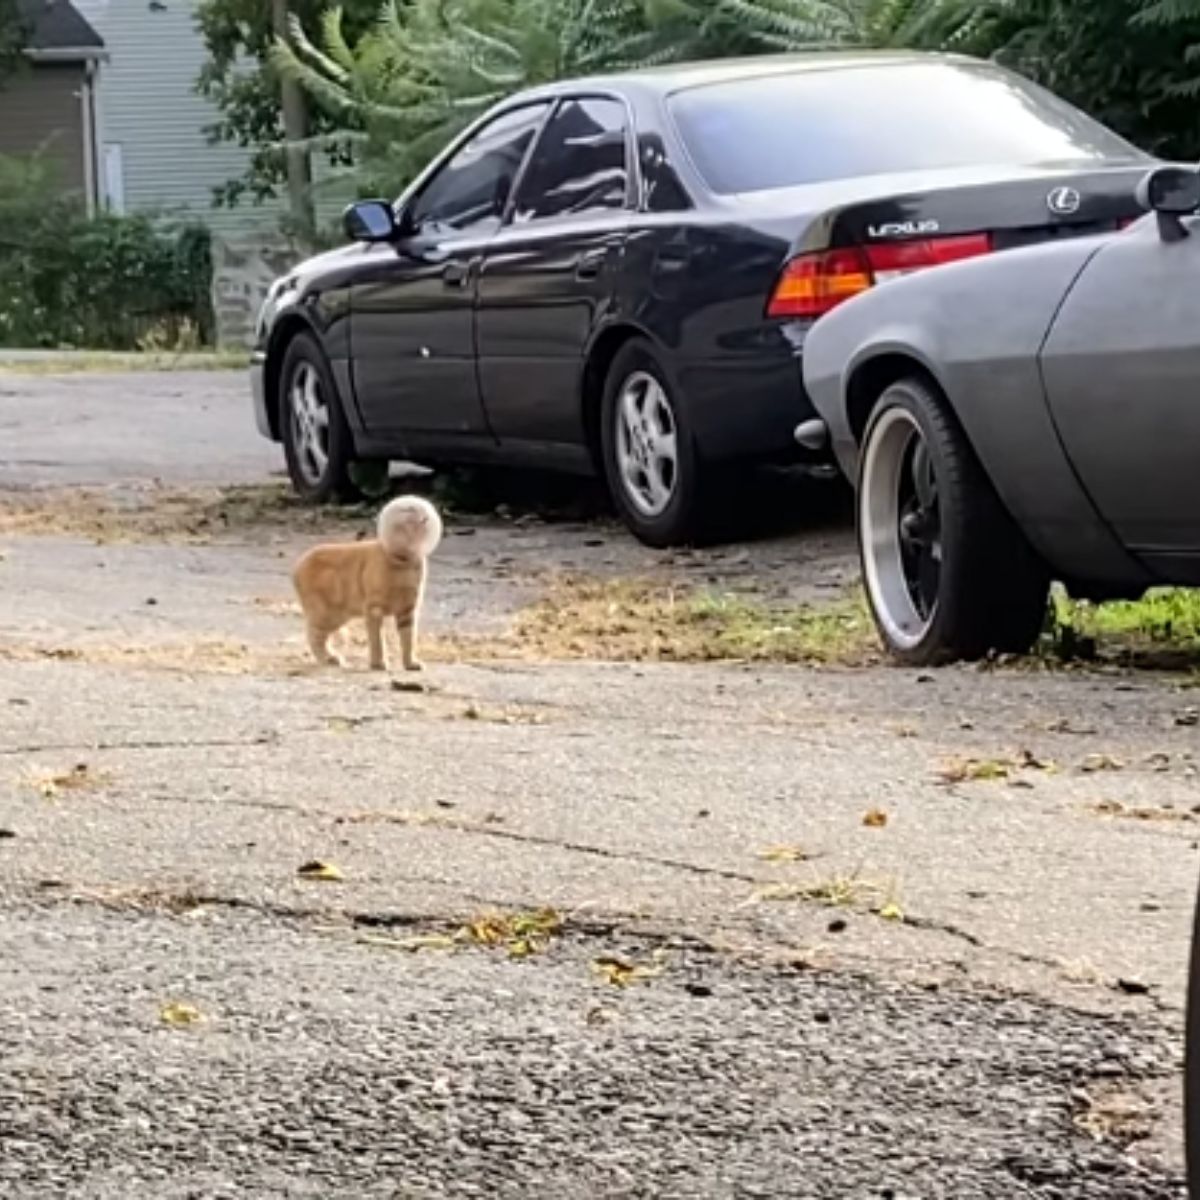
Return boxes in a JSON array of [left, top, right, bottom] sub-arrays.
[[1047, 186, 1082, 216]]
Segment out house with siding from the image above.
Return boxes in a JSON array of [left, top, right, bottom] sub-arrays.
[[72, 0, 283, 235], [0, 0, 106, 210]]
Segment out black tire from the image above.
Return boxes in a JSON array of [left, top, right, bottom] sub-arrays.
[[1187, 879, 1200, 1199], [856, 376, 1049, 666], [279, 331, 362, 503], [599, 339, 703, 547]]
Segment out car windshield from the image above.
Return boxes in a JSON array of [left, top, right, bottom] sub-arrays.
[[669, 62, 1147, 196]]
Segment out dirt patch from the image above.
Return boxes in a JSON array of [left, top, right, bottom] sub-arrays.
[[0, 484, 375, 545], [0, 574, 874, 675], [442, 575, 878, 666]]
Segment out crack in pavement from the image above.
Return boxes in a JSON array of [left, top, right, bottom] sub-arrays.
[[0, 734, 280, 758], [4, 879, 1175, 1030], [7, 783, 1139, 992]]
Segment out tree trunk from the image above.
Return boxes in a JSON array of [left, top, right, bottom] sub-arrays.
[[270, 0, 316, 246]]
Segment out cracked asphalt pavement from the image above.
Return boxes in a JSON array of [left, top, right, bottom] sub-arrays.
[[1, 369, 1196, 1198]]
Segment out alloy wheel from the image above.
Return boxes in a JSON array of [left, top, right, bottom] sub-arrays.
[[860, 405, 944, 651], [289, 361, 331, 487], [614, 370, 678, 518]]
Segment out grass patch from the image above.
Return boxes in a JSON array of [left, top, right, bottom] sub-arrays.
[[0, 350, 248, 375], [1043, 587, 1200, 670], [445, 575, 877, 665], [0, 483, 376, 543]]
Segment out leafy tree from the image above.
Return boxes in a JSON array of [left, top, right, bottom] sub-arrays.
[[981, 0, 1200, 158], [275, 0, 995, 197], [195, 0, 378, 208]]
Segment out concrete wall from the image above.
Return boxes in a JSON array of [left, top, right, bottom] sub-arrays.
[[210, 234, 299, 349]]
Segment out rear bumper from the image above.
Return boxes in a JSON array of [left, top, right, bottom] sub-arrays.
[[678, 354, 821, 464], [250, 350, 274, 441]]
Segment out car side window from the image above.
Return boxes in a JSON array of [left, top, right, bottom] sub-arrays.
[[408, 104, 550, 237], [511, 98, 630, 224]]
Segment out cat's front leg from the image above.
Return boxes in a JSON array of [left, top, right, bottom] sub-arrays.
[[397, 611, 422, 671], [365, 609, 387, 671]]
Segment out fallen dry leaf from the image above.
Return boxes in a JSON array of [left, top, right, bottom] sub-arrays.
[[862, 809, 889, 829], [358, 933, 457, 953], [297, 860, 344, 882], [936, 757, 1011, 785], [757, 844, 812, 863], [1081, 754, 1125, 774], [1073, 1086, 1154, 1143], [591, 954, 664, 988], [24, 762, 107, 799], [460, 908, 563, 958], [937, 751, 1053, 786], [160, 1001, 203, 1027]]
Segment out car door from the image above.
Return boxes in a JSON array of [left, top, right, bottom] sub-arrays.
[[349, 103, 551, 444], [475, 95, 634, 452], [1039, 219, 1200, 578]]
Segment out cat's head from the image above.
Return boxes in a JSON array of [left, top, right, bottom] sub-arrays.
[[377, 495, 443, 559]]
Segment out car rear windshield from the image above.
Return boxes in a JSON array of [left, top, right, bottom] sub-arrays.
[[668, 62, 1146, 195]]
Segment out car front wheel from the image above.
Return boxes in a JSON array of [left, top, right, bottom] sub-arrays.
[[600, 340, 703, 547], [279, 332, 362, 503], [857, 376, 1049, 666]]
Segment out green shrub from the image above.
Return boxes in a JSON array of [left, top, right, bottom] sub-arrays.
[[0, 154, 216, 350]]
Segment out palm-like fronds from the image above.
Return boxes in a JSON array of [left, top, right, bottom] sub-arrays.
[[278, 0, 1030, 198]]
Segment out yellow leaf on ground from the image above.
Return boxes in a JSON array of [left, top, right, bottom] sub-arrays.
[[160, 1001, 203, 1027], [757, 844, 811, 863], [936, 757, 1010, 784], [591, 955, 664, 988], [459, 908, 563, 957], [297, 860, 344, 882], [26, 762, 105, 799], [358, 933, 457, 953], [862, 809, 889, 828], [878, 902, 904, 922]]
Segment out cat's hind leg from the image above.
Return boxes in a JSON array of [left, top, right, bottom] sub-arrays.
[[306, 620, 343, 667]]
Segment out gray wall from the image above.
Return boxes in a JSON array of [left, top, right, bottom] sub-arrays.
[[0, 64, 88, 196]]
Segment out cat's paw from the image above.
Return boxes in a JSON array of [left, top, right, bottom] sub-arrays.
[[368, 659, 388, 673], [403, 660, 424, 673]]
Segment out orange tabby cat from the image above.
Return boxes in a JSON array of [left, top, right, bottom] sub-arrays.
[[292, 495, 443, 671]]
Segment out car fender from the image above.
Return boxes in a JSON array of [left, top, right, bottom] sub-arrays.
[[803, 238, 1146, 583]]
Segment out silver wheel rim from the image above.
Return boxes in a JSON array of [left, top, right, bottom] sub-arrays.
[[860, 406, 943, 651], [289, 361, 330, 486], [615, 370, 678, 518]]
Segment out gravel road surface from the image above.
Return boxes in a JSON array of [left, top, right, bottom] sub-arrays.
[[0, 369, 1195, 1198]]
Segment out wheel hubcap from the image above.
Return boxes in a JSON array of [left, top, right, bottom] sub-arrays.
[[289, 362, 330, 486], [615, 371, 678, 518], [860, 407, 943, 650]]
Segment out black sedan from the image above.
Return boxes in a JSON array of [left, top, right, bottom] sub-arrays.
[[251, 51, 1152, 546]]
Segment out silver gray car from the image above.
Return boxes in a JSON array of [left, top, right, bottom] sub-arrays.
[[800, 164, 1200, 666]]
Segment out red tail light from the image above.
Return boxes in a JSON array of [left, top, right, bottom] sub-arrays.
[[767, 232, 993, 320]]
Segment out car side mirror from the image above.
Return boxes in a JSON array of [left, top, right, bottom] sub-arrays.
[[1136, 166, 1200, 243], [343, 199, 399, 243]]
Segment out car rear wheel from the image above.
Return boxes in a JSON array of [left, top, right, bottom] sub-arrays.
[[280, 332, 362, 503], [600, 340, 703, 547], [857, 376, 1049, 666]]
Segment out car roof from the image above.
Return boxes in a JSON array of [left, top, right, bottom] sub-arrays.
[[514, 50, 981, 103]]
